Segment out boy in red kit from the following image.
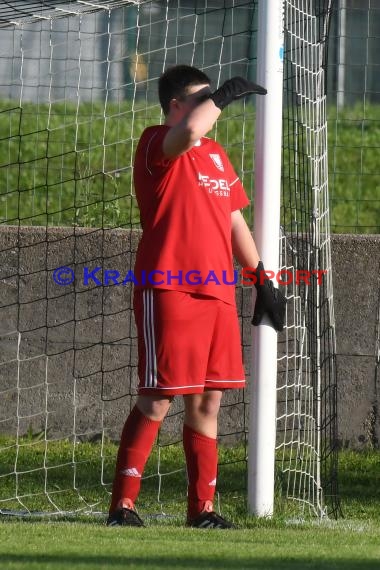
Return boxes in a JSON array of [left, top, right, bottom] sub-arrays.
[[107, 65, 286, 529]]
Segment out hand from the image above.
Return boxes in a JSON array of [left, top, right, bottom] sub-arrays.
[[210, 77, 267, 110], [251, 261, 287, 332]]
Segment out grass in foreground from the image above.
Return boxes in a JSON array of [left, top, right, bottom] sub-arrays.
[[0, 520, 379, 570], [0, 446, 379, 569]]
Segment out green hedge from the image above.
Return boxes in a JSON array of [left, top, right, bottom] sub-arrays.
[[0, 100, 379, 233]]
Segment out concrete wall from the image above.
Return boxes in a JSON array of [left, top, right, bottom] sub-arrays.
[[0, 227, 379, 449], [331, 234, 380, 449]]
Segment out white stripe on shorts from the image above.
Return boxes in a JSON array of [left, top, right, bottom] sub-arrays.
[[143, 289, 157, 388]]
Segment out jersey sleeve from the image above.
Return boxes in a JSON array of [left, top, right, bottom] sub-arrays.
[[218, 145, 250, 211], [229, 177, 250, 212], [143, 125, 174, 172]]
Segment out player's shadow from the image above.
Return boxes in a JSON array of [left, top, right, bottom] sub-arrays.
[[0, 553, 379, 569]]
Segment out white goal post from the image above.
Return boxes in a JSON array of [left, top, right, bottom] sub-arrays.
[[249, 0, 285, 518]]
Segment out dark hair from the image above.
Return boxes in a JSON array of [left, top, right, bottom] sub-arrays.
[[158, 65, 211, 115]]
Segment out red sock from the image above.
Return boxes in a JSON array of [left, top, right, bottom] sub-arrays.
[[183, 423, 218, 520], [109, 405, 161, 513]]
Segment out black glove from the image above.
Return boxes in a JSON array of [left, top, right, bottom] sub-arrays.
[[209, 77, 267, 110], [251, 261, 287, 332]]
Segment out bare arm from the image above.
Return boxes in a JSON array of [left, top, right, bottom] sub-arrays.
[[231, 209, 260, 268], [162, 98, 221, 158]]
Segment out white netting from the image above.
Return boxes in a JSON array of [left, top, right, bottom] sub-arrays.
[[0, 0, 339, 519], [277, 0, 339, 516], [0, 1, 141, 28], [0, 0, 256, 518]]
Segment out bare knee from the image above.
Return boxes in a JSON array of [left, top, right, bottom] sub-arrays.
[[184, 391, 222, 420], [136, 395, 172, 421], [200, 392, 222, 418]]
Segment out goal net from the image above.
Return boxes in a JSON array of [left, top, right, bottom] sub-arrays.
[[278, 0, 340, 518], [0, 0, 339, 520]]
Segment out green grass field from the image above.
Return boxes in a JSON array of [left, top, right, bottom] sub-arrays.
[[0, 448, 379, 570], [0, 521, 379, 570]]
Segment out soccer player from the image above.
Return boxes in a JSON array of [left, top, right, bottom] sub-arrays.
[[107, 65, 286, 529]]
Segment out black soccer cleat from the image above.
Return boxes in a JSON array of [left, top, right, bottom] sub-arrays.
[[187, 510, 234, 529], [106, 506, 145, 527]]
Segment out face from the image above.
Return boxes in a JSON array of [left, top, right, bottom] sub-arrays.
[[169, 84, 211, 121]]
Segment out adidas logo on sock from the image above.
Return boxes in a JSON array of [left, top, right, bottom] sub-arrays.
[[208, 478, 217, 486], [121, 467, 141, 477]]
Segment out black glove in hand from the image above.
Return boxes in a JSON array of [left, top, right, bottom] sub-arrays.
[[210, 77, 267, 110], [252, 261, 287, 333]]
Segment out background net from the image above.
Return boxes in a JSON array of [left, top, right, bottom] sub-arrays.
[[0, 0, 339, 519]]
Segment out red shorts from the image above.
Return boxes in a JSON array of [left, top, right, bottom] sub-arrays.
[[134, 289, 245, 395]]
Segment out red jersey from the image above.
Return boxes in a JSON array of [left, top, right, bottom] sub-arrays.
[[133, 125, 250, 305]]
